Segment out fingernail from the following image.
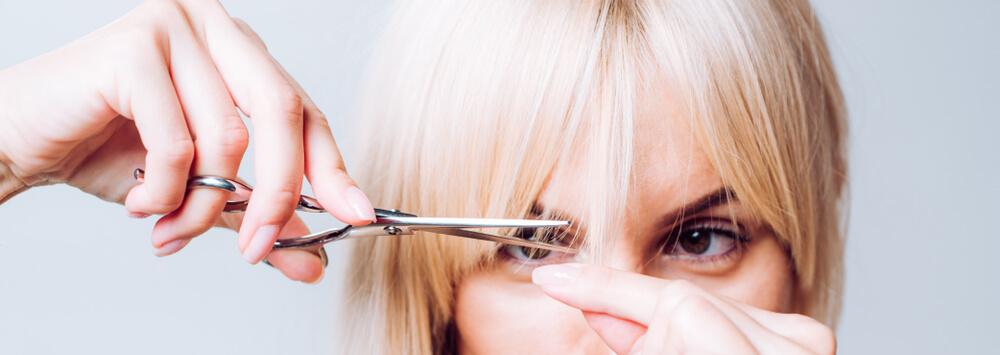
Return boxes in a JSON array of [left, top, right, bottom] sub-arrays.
[[304, 268, 325, 285], [243, 225, 279, 264], [129, 211, 150, 219], [532, 263, 583, 288], [344, 186, 376, 221], [154, 239, 189, 257]]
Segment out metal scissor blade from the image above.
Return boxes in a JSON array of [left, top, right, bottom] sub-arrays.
[[415, 227, 578, 253], [376, 216, 569, 229]]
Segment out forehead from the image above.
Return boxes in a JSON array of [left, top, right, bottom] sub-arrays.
[[538, 82, 723, 218]]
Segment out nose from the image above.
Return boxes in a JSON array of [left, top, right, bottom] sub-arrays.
[[600, 240, 648, 274]]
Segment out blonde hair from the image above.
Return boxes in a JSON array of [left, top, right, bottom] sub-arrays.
[[343, 0, 846, 353]]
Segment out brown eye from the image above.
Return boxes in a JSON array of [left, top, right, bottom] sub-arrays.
[[663, 219, 748, 259], [678, 229, 711, 254]]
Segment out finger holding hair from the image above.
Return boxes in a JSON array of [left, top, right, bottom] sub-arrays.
[[532, 264, 821, 354]]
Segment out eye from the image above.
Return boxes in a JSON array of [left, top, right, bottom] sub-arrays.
[[500, 228, 574, 263], [663, 218, 748, 259]]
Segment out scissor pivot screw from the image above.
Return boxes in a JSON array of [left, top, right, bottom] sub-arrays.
[[384, 226, 402, 235]]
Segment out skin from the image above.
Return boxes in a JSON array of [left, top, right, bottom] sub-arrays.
[[0, 0, 375, 282], [454, 84, 835, 354], [0, 1, 835, 352]]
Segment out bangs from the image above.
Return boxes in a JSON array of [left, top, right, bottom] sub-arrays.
[[354, 0, 638, 270], [346, 0, 846, 352]]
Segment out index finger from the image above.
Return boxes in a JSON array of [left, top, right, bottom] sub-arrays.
[[532, 263, 664, 325]]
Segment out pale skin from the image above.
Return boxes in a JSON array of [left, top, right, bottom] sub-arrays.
[[0, 0, 374, 283], [0, 1, 835, 353], [453, 84, 836, 354]]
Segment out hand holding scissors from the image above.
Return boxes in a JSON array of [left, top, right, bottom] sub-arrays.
[[0, 0, 379, 282], [134, 169, 575, 269]]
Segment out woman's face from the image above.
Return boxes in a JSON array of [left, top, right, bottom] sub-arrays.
[[453, 86, 794, 354]]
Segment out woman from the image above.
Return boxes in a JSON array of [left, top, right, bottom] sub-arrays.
[[0, 0, 845, 354], [345, 0, 845, 353]]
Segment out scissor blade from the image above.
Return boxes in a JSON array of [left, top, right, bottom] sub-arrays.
[[415, 227, 578, 253], [376, 216, 569, 229]]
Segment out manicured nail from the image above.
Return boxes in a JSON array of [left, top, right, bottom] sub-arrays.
[[344, 186, 376, 221], [129, 211, 150, 219], [243, 225, 279, 264], [304, 268, 325, 285], [154, 239, 189, 257], [532, 263, 583, 288]]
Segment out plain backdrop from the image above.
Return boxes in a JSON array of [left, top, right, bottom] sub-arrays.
[[0, 1, 996, 354]]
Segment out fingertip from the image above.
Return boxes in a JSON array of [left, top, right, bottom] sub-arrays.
[[266, 249, 325, 283], [124, 184, 147, 214], [242, 224, 280, 264], [125, 183, 182, 215], [153, 238, 190, 257], [315, 184, 375, 226], [343, 185, 376, 223], [532, 263, 584, 289], [151, 216, 176, 247]]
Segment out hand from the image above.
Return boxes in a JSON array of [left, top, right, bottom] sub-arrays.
[[532, 264, 836, 355], [0, 0, 375, 282]]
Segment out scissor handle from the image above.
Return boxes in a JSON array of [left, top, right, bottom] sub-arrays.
[[133, 168, 325, 213]]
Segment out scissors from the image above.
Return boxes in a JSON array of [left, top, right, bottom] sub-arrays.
[[132, 169, 576, 267]]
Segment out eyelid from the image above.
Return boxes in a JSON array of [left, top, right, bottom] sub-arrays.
[[671, 216, 745, 234], [659, 216, 749, 253]]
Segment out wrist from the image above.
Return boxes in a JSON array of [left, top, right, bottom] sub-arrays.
[[0, 154, 29, 204]]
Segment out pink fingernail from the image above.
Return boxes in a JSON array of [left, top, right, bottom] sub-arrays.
[[154, 239, 189, 257], [304, 268, 326, 285], [243, 225, 279, 264], [129, 212, 150, 219], [344, 186, 376, 221], [532, 263, 583, 288]]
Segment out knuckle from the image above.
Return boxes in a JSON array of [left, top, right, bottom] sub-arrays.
[[305, 109, 332, 129], [787, 316, 836, 355], [252, 87, 304, 125], [230, 17, 267, 49], [140, 0, 186, 24], [158, 139, 196, 166], [814, 326, 837, 355], [259, 184, 301, 213], [658, 279, 700, 308], [148, 194, 184, 213], [215, 123, 250, 159], [670, 294, 714, 325], [117, 25, 162, 57], [272, 88, 305, 119]]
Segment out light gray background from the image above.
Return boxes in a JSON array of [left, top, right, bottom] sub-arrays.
[[0, 1, 996, 354]]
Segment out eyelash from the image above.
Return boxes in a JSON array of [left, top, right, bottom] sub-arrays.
[[498, 217, 753, 268], [659, 217, 751, 265], [497, 228, 577, 265]]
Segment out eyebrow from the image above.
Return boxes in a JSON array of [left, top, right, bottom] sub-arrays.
[[659, 187, 737, 227], [529, 187, 736, 227]]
